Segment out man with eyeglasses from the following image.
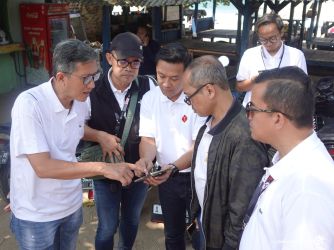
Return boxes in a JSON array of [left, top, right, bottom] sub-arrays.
[[182, 55, 268, 250], [236, 13, 307, 107], [240, 66, 334, 249], [136, 43, 205, 250], [9, 39, 142, 250], [83, 32, 156, 250]]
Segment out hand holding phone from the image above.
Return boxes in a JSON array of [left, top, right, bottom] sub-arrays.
[[134, 165, 175, 183]]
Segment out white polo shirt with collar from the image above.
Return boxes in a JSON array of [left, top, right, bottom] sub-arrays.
[[10, 79, 89, 222], [107, 67, 156, 108], [240, 132, 334, 250], [236, 43, 308, 107], [139, 86, 205, 172]]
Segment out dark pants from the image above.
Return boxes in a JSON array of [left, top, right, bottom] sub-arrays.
[[94, 180, 148, 250], [158, 172, 192, 250]]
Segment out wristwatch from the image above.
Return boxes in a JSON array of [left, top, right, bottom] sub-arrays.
[[168, 163, 179, 177]]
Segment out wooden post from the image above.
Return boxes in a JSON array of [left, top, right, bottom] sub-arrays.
[[102, 4, 111, 73], [212, 0, 217, 28], [152, 7, 162, 42]]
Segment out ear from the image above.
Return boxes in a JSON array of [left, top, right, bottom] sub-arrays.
[[206, 84, 216, 99], [273, 112, 286, 130], [105, 52, 113, 65], [55, 72, 67, 82]]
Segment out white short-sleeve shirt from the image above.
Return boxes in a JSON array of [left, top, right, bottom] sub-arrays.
[[236, 43, 308, 107], [10, 79, 89, 222], [139, 87, 205, 172], [240, 133, 334, 250]]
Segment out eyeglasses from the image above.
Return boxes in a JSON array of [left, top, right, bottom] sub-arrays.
[[112, 54, 141, 69], [67, 71, 101, 85], [258, 34, 280, 45], [245, 101, 292, 119], [184, 83, 211, 105]]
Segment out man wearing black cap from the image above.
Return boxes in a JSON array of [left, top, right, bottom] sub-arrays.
[[84, 32, 156, 250]]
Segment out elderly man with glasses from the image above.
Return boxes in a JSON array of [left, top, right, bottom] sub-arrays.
[[9, 39, 141, 250], [240, 66, 334, 249], [182, 55, 269, 250], [236, 13, 307, 107], [84, 32, 156, 250]]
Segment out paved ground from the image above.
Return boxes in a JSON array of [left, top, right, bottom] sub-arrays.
[[0, 187, 193, 250]]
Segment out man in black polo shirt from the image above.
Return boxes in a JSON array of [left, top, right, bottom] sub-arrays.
[[84, 32, 155, 250]]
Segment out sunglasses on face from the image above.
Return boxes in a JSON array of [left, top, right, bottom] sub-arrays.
[[245, 101, 292, 120], [184, 83, 212, 105], [66, 71, 101, 85], [112, 54, 141, 69]]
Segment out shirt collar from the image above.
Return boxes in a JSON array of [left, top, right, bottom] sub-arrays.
[[261, 41, 284, 59], [268, 132, 319, 181], [160, 88, 185, 104], [44, 78, 69, 113], [208, 98, 242, 135], [107, 67, 132, 94]]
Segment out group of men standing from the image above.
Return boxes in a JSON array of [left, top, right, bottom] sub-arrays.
[[7, 12, 334, 250]]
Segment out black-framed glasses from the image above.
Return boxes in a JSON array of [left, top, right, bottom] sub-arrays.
[[112, 54, 141, 69], [67, 71, 101, 85], [245, 101, 292, 120], [258, 34, 280, 45], [184, 83, 211, 105]]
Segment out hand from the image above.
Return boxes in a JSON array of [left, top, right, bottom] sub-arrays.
[[97, 131, 124, 160], [103, 162, 148, 186], [144, 164, 173, 186], [135, 158, 152, 177], [3, 203, 11, 213]]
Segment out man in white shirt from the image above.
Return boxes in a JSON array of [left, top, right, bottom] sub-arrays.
[[240, 66, 334, 250], [136, 43, 205, 250], [236, 13, 307, 107], [10, 40, 141, 250]]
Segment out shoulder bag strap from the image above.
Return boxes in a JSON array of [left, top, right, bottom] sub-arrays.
[[120, 78, 139, 146]]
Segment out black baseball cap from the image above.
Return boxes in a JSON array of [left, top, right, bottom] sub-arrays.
[[108, 32, 143, 60]]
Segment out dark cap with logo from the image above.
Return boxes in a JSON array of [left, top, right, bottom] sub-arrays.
[[108, 32, 143, 60]]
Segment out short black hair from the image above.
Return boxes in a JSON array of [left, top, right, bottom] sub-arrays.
[[255, 13, 284, 33], [255, 66, 315, 128], [155, 42, 192, 68]]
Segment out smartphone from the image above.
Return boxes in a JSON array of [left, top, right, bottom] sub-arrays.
[[134, 165, 174, 182]]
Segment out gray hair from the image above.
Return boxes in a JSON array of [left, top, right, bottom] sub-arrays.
[[255, 13, 284, 33], [185, 55, 229, 90], [52, 39, 99, 75]]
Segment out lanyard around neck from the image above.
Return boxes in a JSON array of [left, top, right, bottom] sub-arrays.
[[261, 44, 285, 70], [114, 91, 132, 136]]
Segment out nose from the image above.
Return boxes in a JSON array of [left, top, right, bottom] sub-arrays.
[[161, 78, 171, 88], [86, 79, 95, 89]]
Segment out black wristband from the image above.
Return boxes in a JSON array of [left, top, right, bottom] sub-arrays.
[[168, 163, 179, 177]]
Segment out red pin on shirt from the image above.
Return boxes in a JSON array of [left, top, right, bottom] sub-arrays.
[[182, 115, 188, 123]]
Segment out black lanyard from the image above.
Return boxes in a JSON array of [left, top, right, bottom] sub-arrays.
[[243, 175, 274, 228], [114, 91, 132, 137], [261, 44, 285, 70]]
